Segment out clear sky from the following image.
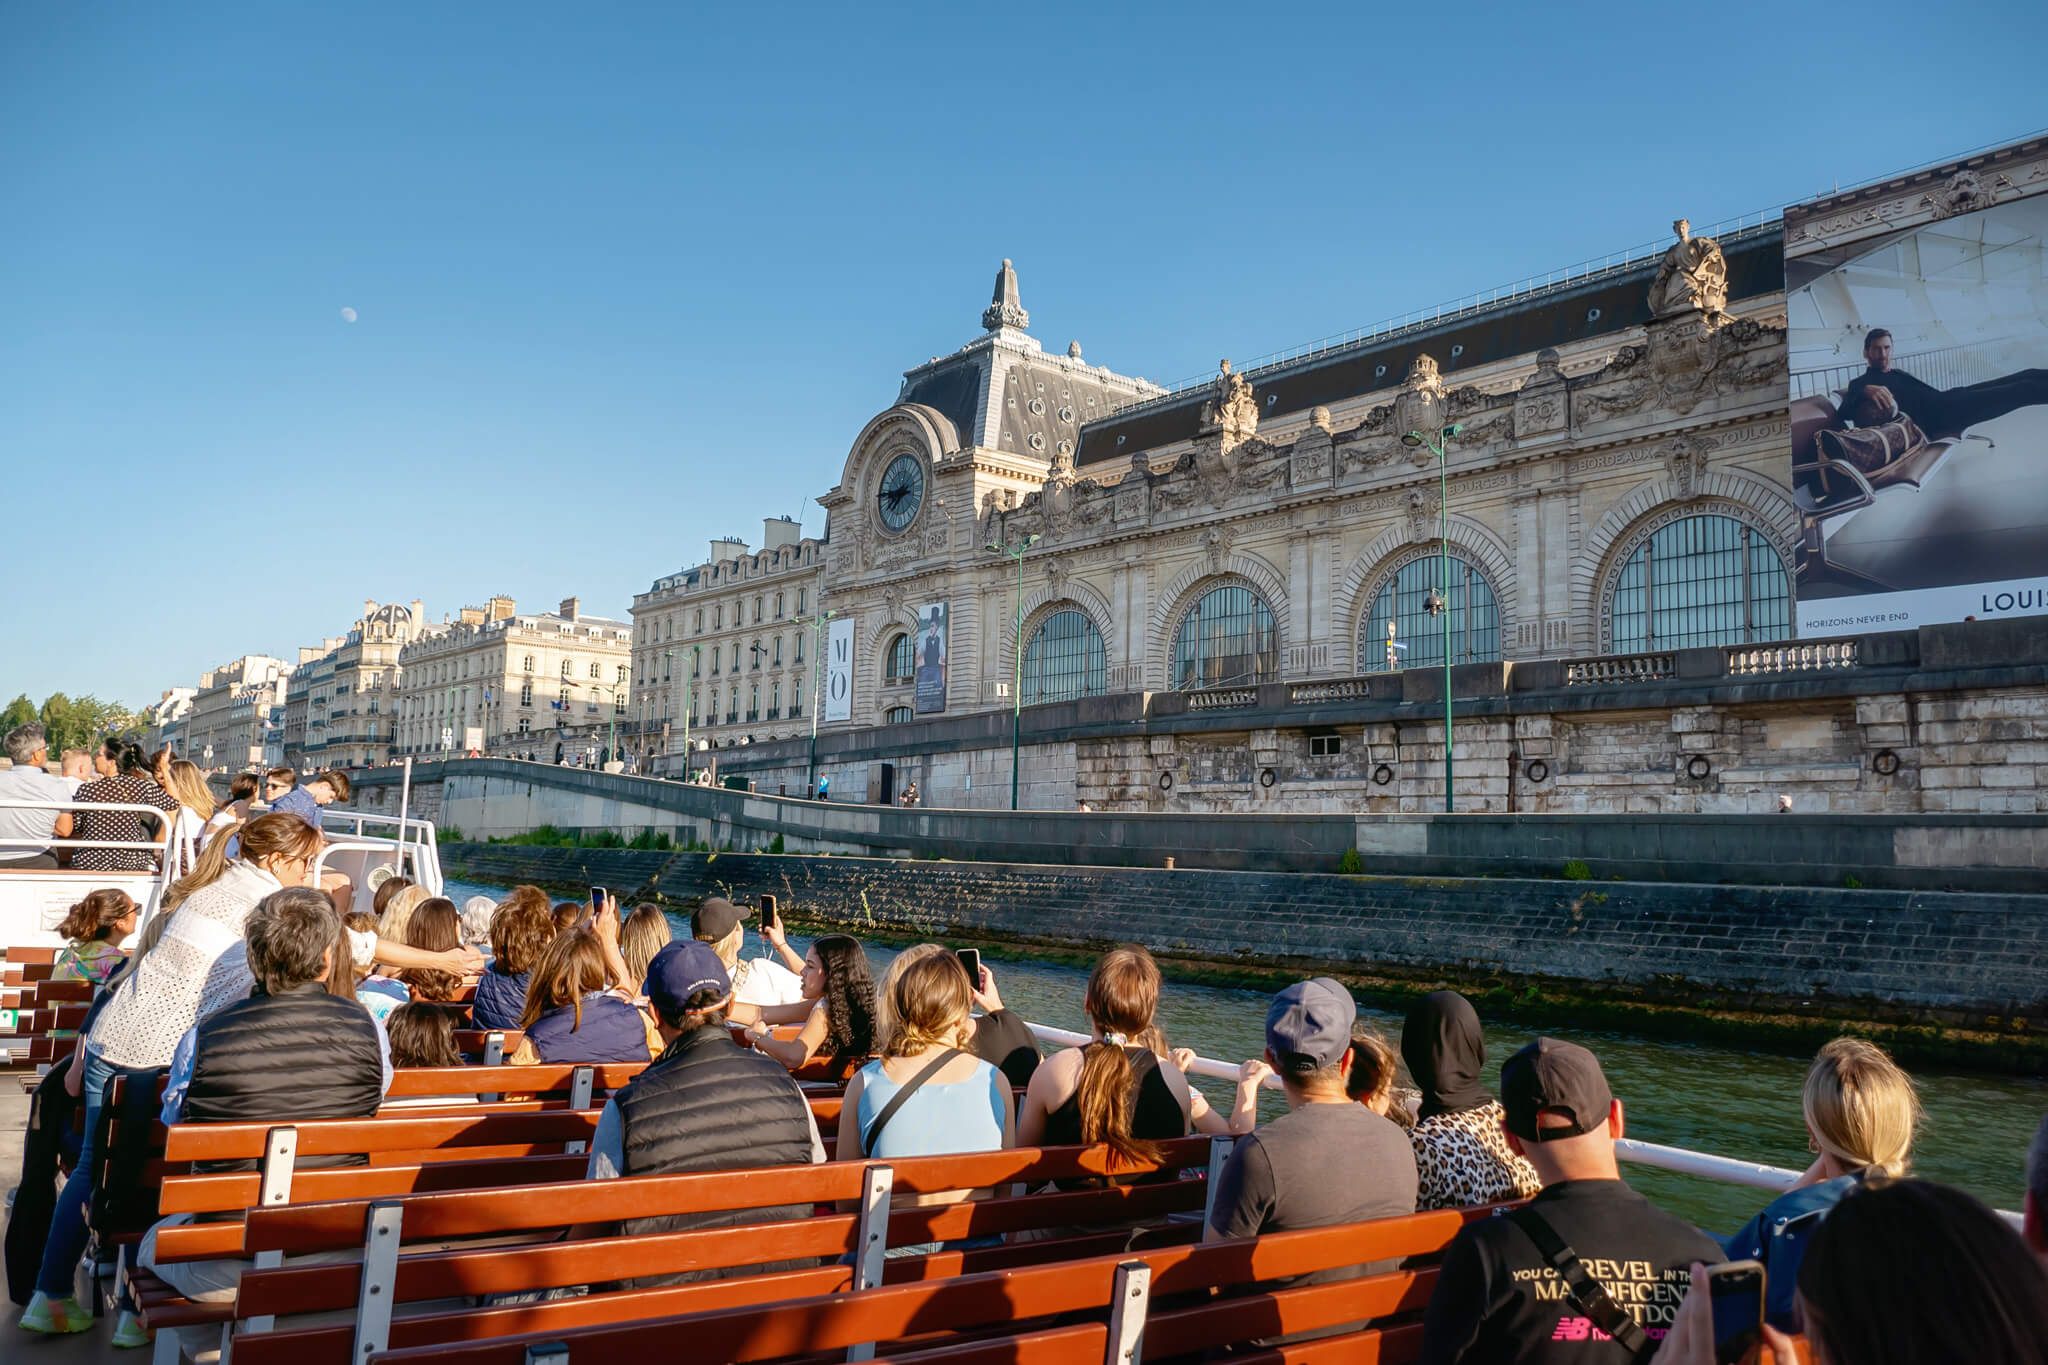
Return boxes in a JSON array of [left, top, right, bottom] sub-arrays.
[[4, 1, 2043, 711]]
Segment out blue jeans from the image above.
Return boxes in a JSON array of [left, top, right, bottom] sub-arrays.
[[37, 1050, 114, 1296]]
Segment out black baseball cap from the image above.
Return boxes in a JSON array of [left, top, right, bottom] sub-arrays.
[[690, 897, 744, 943], [1501, 1037, 1615, 1142]]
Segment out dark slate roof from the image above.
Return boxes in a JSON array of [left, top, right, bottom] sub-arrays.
[[1074, 224, 1785, 467], [990, 360, 1137, 462], [897, 363, 985, 451]]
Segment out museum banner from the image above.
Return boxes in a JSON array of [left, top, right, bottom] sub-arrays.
[[1786, 143, 2048, 635], [913, 602, 948, 714], [824, 616, 854, 723]]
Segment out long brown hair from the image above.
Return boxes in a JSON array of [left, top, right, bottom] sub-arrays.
[[1076, 946, 1165, 1164], [164, 812, 323, 911], [881, 951, 972, 1059], [518, 929, 610, 1032], [399, 897, 461, 1001], [325, 895, 359, 1003], [619, 904, 673, 989], [57, 888, 136, 944]]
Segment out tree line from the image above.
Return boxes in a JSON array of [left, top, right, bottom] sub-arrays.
[[0, 693, 148, 756]]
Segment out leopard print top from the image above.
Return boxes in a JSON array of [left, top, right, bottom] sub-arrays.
[[1409, 1099, 1543, 1210]]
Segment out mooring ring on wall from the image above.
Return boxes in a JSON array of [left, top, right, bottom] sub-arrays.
[[1372, 763, 1394, 787], [1259, 767, 1276, 788], [1158, 771, 1174, 792], [1872, 748, 1900, 776], [1525, 759, 1549, 784], [1686, 754, 1712, 781]]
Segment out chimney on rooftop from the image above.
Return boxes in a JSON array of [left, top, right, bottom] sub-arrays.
[[458, 605, 486, 626], [762, 517, 801, 551], [487, 595, 515, 621], [559, 596, 581, 620]]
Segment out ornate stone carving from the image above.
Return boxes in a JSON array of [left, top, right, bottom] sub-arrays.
[[1515, 347, 1571, 441], [1201, 525, 1236, 575], [982, 258, 1029, 332], [1647, 219, 1730, 322], [1576, 313, 1786, 423], [1044, 557, 1069, 602], [1404, 489, 1442, 545], [925, 528, 948, 553], [1199, 359, 1260, 450], [1925, 169, 1995, 219], [1665, 433, 1714, 497], [1114, 480, 1149, 527], [1393, 355, 1450, 466], [1291, 406, 1336, 489]]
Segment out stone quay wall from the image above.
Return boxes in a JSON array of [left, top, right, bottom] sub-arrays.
[[436, 844, 2048, 1041]]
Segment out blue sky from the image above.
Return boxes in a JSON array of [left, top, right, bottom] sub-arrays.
[[4, 1, 2043, 710]]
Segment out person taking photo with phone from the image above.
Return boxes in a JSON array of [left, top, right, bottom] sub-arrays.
[[690, 896, 805, 1007]]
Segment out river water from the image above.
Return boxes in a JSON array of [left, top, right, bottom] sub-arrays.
[[446, 878, 2043, 1230]]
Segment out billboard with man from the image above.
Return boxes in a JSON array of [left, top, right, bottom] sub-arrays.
[[1787, 147, 2048, 634]]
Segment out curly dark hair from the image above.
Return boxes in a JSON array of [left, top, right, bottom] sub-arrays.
[[811, 934, 877, 1067]]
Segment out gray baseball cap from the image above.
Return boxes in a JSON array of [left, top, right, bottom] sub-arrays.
[[1265, 977, 1357, 1073]]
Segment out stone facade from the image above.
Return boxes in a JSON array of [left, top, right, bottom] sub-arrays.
[[393, 595, 632, 760], [627, 518, 826, 771], [184, 655, 290, 774]]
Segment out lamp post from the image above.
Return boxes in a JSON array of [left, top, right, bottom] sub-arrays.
[[985, 531, 1040, 811], [587, 683, 622, 770], [1400, 422, 1464, 814], [805, 610, 835, 800]]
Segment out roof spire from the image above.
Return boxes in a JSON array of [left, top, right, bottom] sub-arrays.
[[982, 258, 1029, 332]]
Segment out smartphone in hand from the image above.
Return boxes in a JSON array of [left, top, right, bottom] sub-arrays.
[[1707, 1260, 1765, 1365], [759, 893, 780, 934], [956, 947, 981, 989], [589, 885, 607, 910]]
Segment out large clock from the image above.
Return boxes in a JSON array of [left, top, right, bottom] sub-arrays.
[[876, 453, 924, 533]]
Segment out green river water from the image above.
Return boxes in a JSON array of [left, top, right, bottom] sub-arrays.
[[445, 878, 2043, 1231]]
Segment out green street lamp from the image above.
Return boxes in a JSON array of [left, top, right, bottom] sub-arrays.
[[985, 531, 1040, 810], [1400, 422, 1464, 814], [805, 610, 835, 800]]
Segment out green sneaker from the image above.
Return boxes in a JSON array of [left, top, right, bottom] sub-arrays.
[[18, 1291, 94, 1334], [111, 1311, 153, 1349]]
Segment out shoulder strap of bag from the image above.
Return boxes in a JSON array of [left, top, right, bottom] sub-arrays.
[[862, 1047, 967, 1155], [1508, 1205, 1654, 1362]]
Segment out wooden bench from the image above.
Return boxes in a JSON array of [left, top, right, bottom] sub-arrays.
[[147, 1135, 1224, 1365]]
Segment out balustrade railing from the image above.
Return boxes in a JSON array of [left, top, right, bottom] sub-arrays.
[[1185, 686, 1259, 711], [1288, 677, 1372, 705], [1564, 652, 1676, 686], [1726, 639, 1860, 676]]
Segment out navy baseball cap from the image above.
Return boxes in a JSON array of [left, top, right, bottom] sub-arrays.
[[644, 939, 731, 1017], [1265, 977, 1356, 1073]]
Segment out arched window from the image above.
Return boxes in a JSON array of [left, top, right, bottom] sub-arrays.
[[884, 705, 914, 725], [885, 633, 915, 683], [1361, 553, 1501, 672], [1609, 514, 1790, 652], [1171, 584, 1278, 690], [1022, 610, 1107, 705]]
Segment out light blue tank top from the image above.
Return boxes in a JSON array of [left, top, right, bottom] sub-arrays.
[[856, 1054, 1009, 1158]]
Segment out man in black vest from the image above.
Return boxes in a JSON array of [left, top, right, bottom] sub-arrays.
[[579, 939, 824, 1287], [139, 887, 388, 1308]]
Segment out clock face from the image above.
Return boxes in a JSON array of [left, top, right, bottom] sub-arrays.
[[876, 453, 924, 533]]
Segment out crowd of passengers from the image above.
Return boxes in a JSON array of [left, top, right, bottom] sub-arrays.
[[7, 733, 2048, 1362]]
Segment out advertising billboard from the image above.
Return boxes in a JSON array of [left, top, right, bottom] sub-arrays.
[[913, 602, 948, 714], [1787, 163, 2048, 635], [823, 616, 854, 723]]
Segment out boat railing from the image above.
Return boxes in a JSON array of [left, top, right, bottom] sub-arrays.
[[318, 807, 443, 895], [0, 799, 201, 877], [1023, 1022, 2025, 1227]]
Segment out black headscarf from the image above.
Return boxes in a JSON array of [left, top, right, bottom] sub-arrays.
[[1402, 990, 1490, 1121]]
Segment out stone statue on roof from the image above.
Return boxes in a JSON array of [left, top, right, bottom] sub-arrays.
[[1202, 359, 1259, 446], [1648, 219, 1730, 321]]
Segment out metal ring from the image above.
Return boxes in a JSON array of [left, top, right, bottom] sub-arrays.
[[1372, 764, 1394, 787], [1259, 767, 1276, 788], [1872, 749, 1900, 776], [1525, 759, 1548, 784], [1686, 754, 1712, 780], [1158, 771, 1173, 791]]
